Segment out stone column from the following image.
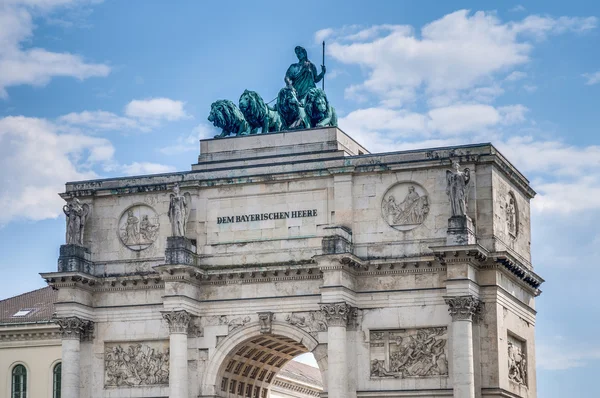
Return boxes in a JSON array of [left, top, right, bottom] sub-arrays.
[[163, 310, 192, 398], [445, 296, 482, 398], [55, 317, 93, 398], [320, 302, 355, 398]]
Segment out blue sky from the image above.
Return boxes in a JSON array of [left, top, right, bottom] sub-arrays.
[[0, 0, 599, 395]]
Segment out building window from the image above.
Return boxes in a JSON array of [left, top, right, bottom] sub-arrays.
[[53, 363, 62, 398], [11, 364, 27, 398]]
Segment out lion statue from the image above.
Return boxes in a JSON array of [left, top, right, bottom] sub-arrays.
[[305, 88, 337, 128], [276, 86, 311, 130], [238, 90, 283, 134], [208, 99, 251, 138]]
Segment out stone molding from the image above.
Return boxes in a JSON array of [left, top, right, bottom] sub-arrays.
[[54, 316, 94, 340], [0, 330, 61, 342], [162, 310, 192, 334], [444, 296, 483, 322], [320, 302, 356, 328]]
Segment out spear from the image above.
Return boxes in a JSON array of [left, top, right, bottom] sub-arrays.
[[322, 40, 325, 91]]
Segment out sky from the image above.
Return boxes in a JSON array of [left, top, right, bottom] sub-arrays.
[[0, 0, 598, 395]]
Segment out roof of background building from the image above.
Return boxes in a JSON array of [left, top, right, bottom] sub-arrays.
[[0, 287, 57, 325], [278, 359, 323, 388]]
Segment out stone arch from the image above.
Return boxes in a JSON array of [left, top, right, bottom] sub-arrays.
[[200, 321, 327, 397]]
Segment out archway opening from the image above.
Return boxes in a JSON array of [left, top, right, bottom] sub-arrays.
[[216, 334, 321, 398]]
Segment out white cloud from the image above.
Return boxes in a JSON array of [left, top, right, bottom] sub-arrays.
[[160, 124, 220, 155], [583, 70, 600, 85], [121, 162, 176, 176], [58, 97, 189, 133], [505, 71, 527, 81], [58, 110, 143, 132], [325, 10, 597, 107], [0, 1, 110, 98], [0, 115, 113, 224], [512, 15, 598, 40], [510, 5, 526, 13], [498, 104, 528, 124], [125, 98, 188, 121], [428, 104, 500, 135], [538, 337, 600, 370]]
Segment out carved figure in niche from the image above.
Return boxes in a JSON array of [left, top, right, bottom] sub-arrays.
[[239, 90, 283, 134], [508, 341, 527, 385], [276, 86, 311, 130], [168, 184, 191, 237], [104, 343, 169, 386], [304, 88, 337, 128], [284, 46, 326, 103], [124, 210, 140, 244], [63, 198, 90, 245], [208, 99, 251, 138], [385, 186, 430, 226], [446, 161, 471, 217], [371, 359, 398, 378], [140, 215, 159, 242], [506, 195, 517, 236], [119, 205, 160, 250]]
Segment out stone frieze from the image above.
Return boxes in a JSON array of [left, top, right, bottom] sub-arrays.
[[104, 342, 169, 387], [370, 328, 449, 378]]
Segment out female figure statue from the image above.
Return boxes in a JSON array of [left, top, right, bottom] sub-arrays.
[[446, 161, 471, 217], [284, 46, 326, 103], [63, 198, 90, 245], [168, 184, 190, 237]]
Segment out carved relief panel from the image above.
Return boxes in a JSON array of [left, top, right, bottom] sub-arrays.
[[104, 341, 169, 387], [118, 204, 160, 251], [508, 335, 527, 386], [506, 191, 519, 238], [382, 182, 430, 231], [370, 328, 448, 378]]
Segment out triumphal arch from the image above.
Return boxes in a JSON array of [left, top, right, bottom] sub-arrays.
[[42, 47, 543, 398]]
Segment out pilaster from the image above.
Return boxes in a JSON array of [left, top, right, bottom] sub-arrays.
[[54, 317, 93, 398], [444, 295, 483, 398], [163, 310, 192, 398], [320, 302, 356, 398]]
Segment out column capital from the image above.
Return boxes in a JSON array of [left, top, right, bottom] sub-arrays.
[[444, 295, 483, 322], [162, 310, 192, 334], [54, 316, 94, 340], [320, 302, 356, 328]]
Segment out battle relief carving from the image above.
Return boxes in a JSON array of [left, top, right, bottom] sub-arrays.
[[104, 342, 170, 387], [285, 311, 328, 336], [508, 336, 527, 386], [118, 204, 160, 251], [370, 328, 449, 378], [382, 183, 430, 231], [506, 192, 519, 237]]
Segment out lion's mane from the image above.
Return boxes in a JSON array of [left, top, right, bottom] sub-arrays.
[[305, 88, 337, 127], [276, 87, 301, 127], [208, 100, 247, 136], [239, 90, 267, 129]]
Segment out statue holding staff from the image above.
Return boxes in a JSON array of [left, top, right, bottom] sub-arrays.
[[63, 198, 90, 246], [284, 46, 326, 103], [168, 184, 191, 237], [446, 161, 471, 217]]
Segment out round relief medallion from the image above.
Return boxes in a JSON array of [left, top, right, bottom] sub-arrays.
[[118, 204, 160, 251], [382, 182, 430, 231]]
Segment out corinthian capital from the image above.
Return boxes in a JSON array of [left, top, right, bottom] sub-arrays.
[[54, 316, 94, 340], [320, 302, 356, 328], [162, 310, 192, 334], [444, 296, 483, 322]]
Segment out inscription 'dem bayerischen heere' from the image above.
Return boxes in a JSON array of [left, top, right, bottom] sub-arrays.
[[217, 209, 318, 224]]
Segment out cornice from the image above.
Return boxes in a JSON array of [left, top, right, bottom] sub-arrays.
[[489, 251, 544, 293]]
